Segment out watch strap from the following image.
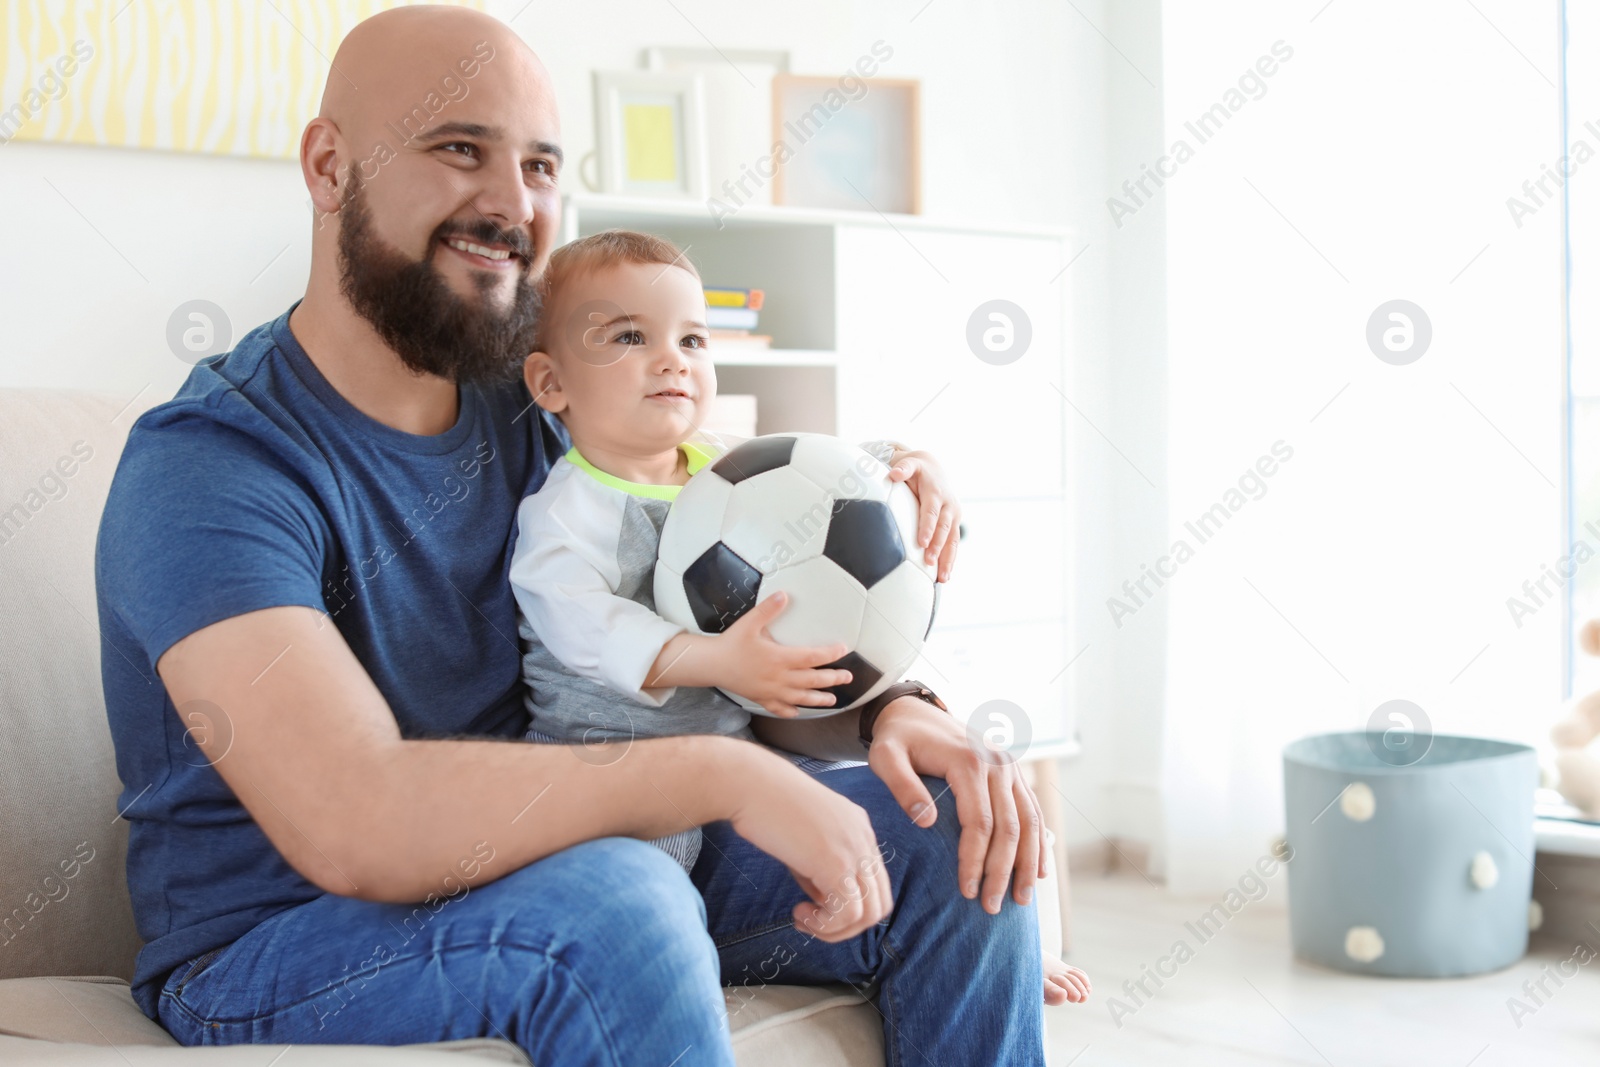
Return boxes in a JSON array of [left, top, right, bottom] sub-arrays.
[[857, 680, 948, 750]]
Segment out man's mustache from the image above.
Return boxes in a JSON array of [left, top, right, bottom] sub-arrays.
[[434, 220, 534, 263]]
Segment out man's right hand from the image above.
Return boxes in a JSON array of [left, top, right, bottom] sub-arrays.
[[724, 754, 892, 942]]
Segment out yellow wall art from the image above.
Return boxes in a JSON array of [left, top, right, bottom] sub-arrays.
[[0, 0, 483, 158]]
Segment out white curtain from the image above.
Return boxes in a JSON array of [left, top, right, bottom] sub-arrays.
[[1159, 0, 1567, 891]]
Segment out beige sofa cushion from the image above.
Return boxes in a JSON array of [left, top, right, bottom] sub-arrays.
[[0, 976, 883, 1066], [0, 389, 149, 981]]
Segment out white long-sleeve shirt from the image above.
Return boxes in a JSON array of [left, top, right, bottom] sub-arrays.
[[509, 441, 754, 744]]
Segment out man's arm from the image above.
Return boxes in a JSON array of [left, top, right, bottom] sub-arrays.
[[159, 603, 890, 942]]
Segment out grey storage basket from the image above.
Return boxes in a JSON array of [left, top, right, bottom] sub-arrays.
[[1283, 732, 1538, 977]]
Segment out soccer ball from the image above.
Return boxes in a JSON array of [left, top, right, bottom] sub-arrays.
[[654, 434, 939, 716]]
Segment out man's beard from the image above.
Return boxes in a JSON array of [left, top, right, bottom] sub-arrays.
[[336, 174, 541, 386]]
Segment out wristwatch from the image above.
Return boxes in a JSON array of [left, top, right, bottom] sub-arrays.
[[857, 680, 948, 750]]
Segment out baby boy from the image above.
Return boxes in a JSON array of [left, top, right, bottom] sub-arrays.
[[507, 229, 1089, 1007]]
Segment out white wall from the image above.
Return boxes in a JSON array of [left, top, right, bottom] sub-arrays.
[[1158, 0, 1568, 891]]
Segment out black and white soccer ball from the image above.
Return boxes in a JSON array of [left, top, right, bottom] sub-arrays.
[[654, 434, 939, 716]]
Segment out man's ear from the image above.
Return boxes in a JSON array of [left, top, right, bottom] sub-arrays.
[[523, 351, 566, 413], [300, 117, 346, 218]]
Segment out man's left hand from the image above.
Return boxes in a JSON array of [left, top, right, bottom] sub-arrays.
[[866, 696, 1047, 914], [886, 450, 961, 583]]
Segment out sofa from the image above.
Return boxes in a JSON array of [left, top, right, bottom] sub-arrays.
[[0, 387, 1063, 1065]]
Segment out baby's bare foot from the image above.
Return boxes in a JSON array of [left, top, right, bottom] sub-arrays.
[[1043, 951, 1090, 1005]]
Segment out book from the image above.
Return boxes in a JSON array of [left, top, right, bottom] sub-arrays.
[[706, 306, 759, 330], [704, 287, 765, 310], [707, 331, 772, 351]]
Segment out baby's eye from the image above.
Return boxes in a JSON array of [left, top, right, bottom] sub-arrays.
[[615, 329, 644, 345], [682, 335, 708, 350]]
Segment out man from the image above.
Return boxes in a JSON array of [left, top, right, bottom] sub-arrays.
[[96, 7, 1048, 1064]]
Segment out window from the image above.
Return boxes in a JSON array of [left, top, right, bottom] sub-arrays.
[[1566, 0, 1600, 695]]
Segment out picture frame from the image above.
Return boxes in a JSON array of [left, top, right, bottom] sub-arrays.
[[592, 70, 708, 199], [771, 74, 921, 215], [642, 48, 791, 208]]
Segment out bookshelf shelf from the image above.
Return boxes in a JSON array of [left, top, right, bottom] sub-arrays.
[[561, 191, 1073, 242], [711, 347, 839, 368]]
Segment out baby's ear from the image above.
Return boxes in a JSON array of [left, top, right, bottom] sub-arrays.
[[523, 351, 566, 413]]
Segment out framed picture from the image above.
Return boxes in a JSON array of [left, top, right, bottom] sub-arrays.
[[642, 49, 790, 208], [592, 70, 708, 199], [771, 75, 921, 215]]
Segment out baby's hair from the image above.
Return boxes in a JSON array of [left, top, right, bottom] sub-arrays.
[[536, 229, 701, 352]]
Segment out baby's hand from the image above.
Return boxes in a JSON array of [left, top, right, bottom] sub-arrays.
[[717, 593, 853, 717]]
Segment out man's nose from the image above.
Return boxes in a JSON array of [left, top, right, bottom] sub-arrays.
[[470, 155, 536, 236]]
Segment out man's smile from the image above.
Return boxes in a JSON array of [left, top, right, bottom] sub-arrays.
[[440, 235, 524, 270]]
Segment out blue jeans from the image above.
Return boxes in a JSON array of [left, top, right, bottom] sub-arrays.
[[156, 765, 1045, 1066]]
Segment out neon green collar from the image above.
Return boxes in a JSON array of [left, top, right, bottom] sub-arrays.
[[565, 443, 715, 500]]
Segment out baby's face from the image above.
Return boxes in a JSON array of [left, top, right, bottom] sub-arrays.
[[528, 260, 716, 457]]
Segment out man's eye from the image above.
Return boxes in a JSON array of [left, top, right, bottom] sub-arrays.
[[441, 142, 477, 158], [528, 159, 556, 175]]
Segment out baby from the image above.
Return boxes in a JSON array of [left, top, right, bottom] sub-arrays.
[[508, 229, 1089, 1007]]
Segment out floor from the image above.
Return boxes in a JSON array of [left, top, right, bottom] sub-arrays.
[[1044, 873, 1599, 1066]]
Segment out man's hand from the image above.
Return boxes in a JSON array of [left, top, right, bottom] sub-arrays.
[[728, 760, 893, 942], [865, 696, 1047, 914], [886, 450, 961, 583], [649, 593, 853, 717]]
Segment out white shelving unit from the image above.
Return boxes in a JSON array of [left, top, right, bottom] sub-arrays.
[[560, 192, 1081, 762]]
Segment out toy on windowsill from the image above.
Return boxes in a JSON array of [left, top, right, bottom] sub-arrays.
[[1552, 619, 1600, 819]]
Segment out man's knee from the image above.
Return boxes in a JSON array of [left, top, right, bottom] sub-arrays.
[[880, 774, 964, 863]]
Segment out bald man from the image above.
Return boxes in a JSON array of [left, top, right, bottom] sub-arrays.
[[95, 7, 1049, 1065]]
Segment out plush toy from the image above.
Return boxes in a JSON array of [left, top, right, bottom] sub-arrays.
[[1552, 619, 1600, 818]]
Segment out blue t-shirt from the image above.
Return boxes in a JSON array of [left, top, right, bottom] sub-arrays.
[[95, 303, 566, 1017]]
